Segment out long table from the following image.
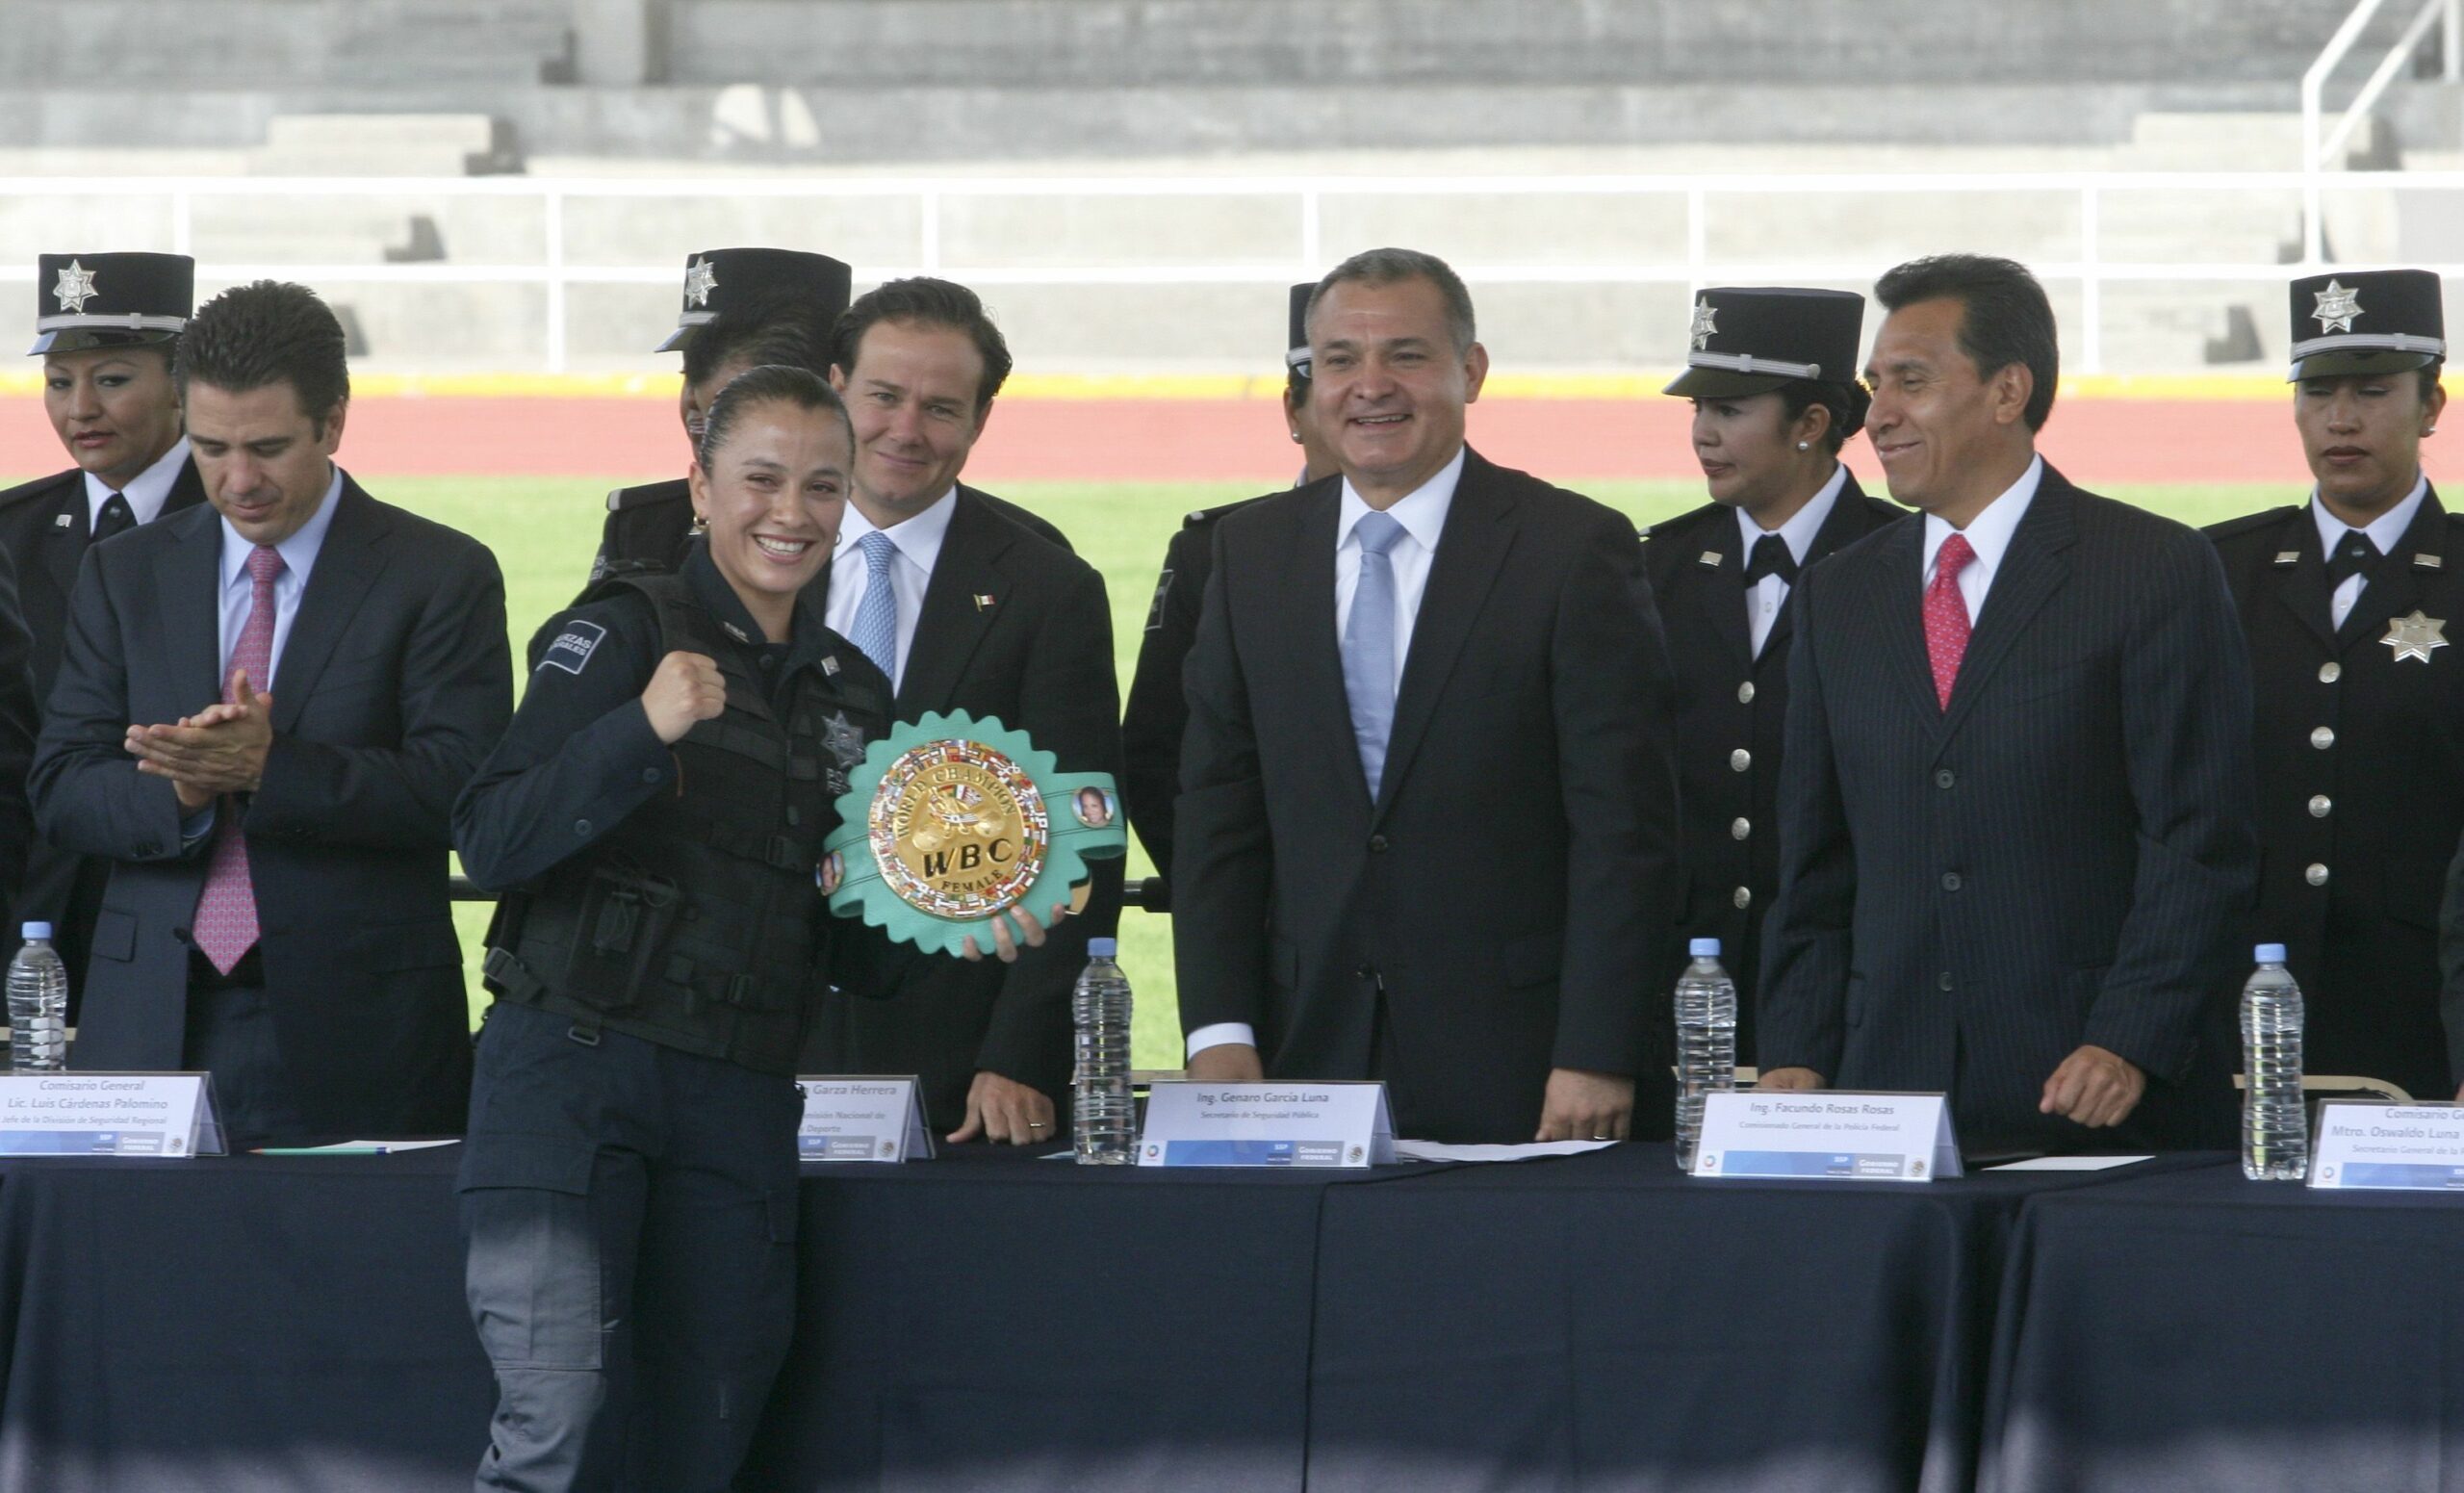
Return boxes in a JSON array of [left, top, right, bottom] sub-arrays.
[[0, 1145, 2443, 1491], [1980, 1163, 2464, 1493]]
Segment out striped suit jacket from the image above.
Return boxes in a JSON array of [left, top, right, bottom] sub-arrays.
[[1757, 463, 2258, 1152]]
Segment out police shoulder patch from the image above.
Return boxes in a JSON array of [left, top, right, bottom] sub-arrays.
[[538, 619, 607, 676]]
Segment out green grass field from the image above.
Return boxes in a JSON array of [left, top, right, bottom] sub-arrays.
[[350, 474, 2288, 1072]]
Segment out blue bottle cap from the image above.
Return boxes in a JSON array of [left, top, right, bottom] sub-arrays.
[[19, 922, 50, 941], [1089, 938, 1118, 958], [2254, 942, 2288, 965], [1688, 938, 1721, 957]]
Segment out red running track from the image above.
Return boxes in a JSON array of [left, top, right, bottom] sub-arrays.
[[0, 393, 2402, 490]]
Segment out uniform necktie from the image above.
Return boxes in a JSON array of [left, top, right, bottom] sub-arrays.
[[1343, 512, 1408, 797], [1924, 533, 1976, 712], [1742, 533, 1798, 586], [93, 492, 134, 542], [852, 531, 900, 683], [2324, 528, 2380, 589], [192, 545, 283, 975]]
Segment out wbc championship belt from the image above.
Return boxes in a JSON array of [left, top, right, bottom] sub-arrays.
[[821, 710, 1127, 957]]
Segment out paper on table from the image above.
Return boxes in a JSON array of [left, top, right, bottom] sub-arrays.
[[1983, 1154, 2151, 1171], [1393, 1139, 1618, 1163], [261, 1139, 462, 1155]]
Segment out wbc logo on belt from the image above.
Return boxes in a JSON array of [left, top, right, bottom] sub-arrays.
[[822, 710, 1128, 957]]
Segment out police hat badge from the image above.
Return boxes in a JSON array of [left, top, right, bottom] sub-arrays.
[[823, 710, 1126, 957], [654, 246, 855, 353], [29, 251, 194, 356], [2287, 269, 2446, 381]]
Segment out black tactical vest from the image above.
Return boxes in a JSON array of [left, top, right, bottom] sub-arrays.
[[484, 573, 880, 1075]]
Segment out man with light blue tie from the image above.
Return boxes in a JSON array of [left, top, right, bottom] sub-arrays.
[[1174, 247, 1684, 1145], [803, 276, 1122, 1145], [30, 280, 511, 1147]]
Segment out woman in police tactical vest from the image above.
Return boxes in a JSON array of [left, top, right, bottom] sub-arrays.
[[449, 366, 1062, 1491]]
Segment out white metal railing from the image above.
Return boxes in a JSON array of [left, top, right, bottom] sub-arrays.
[[8, 170, 2464, 375], [2302, 0, 2464, 257]]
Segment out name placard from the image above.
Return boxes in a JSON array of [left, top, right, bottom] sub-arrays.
[[795, 1076, 935, 1163], [1139, 1081, 1395, 1167], [1692, 1091, 1962, 1181], [0, 1072, 224, 1157], [2309, 1100, 2464, 1191]]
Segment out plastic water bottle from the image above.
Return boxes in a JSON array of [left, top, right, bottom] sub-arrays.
[[2241, 942, 2307, 1181], [7, 923, 68, 1075], [1072, 937, 1136, 1164], [1674, 937, 1738, 1170]]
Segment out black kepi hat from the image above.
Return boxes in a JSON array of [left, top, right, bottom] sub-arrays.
[[1286, 282, 1316, 378], [654, 247, 855, 353], [1663, 286, 1865, 399], [2287, 269, 2445, 380], [29, 251, 193, 355]]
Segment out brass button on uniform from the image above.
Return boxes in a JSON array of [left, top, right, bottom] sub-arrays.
[[2305, 862, 2330, 887], [1731, 817, 1751, 840], [1737, 682, 1757, 705], [1732, 886, 1752, 909], [1730, 749, 1752, 772], [2310, 727, 2335, 750], [2308, 794, 2332, 818], [2319, 661, 2342, 683]]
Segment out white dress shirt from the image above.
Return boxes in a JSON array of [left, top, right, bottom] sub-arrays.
[[1920, 454, 2044, 618], [84, 436, 192, 531], [1187, 447, 1466, 1064], [217, 464, 344, 689], [2309, 473, 2426, 631], [825, 487, 959, 694], [1334, 446, 1465, 693], [1735, 464, 1846, 658]]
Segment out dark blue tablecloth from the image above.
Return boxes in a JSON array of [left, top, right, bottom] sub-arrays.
[[1981, 1158, 2464, 1493], [1305, 1143, 2200, 1493]]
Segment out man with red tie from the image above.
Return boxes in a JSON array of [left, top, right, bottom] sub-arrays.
[[30, 281, 511, 1146], [1756, 254, 2258, 1154]]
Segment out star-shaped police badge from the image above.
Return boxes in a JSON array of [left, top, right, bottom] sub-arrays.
[[821, 710, 869, 768], [1689, 301, 1719, 351], [52, 260, 97, 315], [2383, 609, 2448, 664], [682, 257, 719, 308], [2313, 279, 2363, 335]]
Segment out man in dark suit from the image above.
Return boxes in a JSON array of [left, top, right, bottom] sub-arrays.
[[1758, 254, 2257, 1155], [2210, 269, 2464, 1103], [0, 553, 38, 936], [1122, 283, 1339, 901], [1645, 286, 1897, 1062], [0, 252, 208, 985], [30, 280, 513, 1146], [1175, 247, 1682, 1145], [803, 276, 1121, 1144], [584, 248, 1066, 605]]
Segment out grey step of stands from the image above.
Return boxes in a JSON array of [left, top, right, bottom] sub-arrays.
[[247, 115, 523, 175], [665, 0, 2404, 88]]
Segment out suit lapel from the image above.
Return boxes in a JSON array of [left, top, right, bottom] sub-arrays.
[[1694, 528, 1757, 672], [895, 490, 1009, 717], [1938, 468, 2078, 742], [1869, 518, 1940, 722], [1287, 482, 1370, 805], [1374, 452, 1515, 817], [269, 479, 389, 731], [154, 505, 225, 704], [2264, 507, 2340, 651], [40, 477, 87, 605], [1765, 471, 1887, 659]]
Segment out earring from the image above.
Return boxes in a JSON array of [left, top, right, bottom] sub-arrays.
[[1795, 441, 1811, 451], [1290, 430, 1304, 444], [2427, 425, 2440, 434]]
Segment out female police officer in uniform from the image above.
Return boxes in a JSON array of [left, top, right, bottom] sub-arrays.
[[453, 366, 1064, 1491]]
